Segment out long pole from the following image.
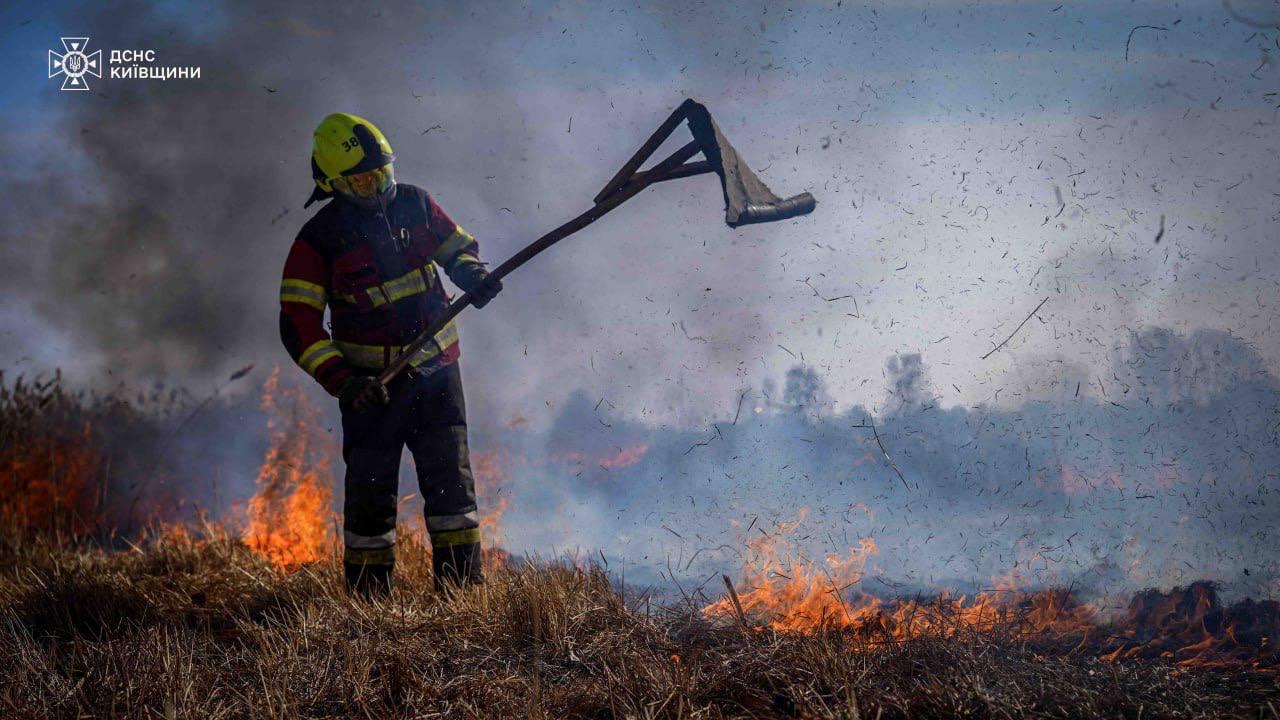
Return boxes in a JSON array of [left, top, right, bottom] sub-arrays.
[[377, 140, 708, 385]]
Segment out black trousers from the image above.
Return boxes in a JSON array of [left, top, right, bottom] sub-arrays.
[[340, 362, 482, 592]]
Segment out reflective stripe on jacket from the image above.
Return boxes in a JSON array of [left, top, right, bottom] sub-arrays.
[[279, 183, 483, 394]]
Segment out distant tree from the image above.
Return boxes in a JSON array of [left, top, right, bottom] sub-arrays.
[[783, 366, 829, 416], [885, 353, 931, 411]]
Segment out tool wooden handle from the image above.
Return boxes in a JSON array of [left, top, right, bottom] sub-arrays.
[[378, 141, 703, 385]]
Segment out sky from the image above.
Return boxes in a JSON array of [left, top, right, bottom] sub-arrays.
[[0, 0, 1278, 600]]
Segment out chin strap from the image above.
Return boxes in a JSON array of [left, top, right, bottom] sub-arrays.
[[304, 185, 333, 209]]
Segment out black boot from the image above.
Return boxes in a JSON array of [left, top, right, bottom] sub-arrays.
[[345, 561, 394, 599], [432, 542, 483, 593]]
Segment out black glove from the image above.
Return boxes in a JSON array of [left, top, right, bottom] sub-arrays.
[[339, 376, 390, 414], [453, 263, 503, 308]]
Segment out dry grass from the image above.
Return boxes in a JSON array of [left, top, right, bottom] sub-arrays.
[[1, 528, 1276, 720], [1, 373, 1277, 717], [0, 371, 242, 536]]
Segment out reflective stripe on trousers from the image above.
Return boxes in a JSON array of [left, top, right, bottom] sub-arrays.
[[340, 362, 478, 568]]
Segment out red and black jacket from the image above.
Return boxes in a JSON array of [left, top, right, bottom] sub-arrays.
[[279, 183, 484, 395]]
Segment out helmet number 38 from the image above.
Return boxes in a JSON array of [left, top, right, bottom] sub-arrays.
[[306, 112, 398, 210]]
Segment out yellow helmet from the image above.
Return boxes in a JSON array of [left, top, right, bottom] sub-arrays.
[[305, 112, 396, 209]]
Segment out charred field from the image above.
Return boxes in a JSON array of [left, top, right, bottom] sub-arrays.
[[3, 372, 1280, 719]]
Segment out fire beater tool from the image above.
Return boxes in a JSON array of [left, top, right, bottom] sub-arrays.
[[378, 98, 817, 385]]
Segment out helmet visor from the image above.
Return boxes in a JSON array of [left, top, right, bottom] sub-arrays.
[[332, 164, 394, 200]]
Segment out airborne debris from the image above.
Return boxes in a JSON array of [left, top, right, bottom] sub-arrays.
[[1125, 25, 1170, 61], [852, 415, 909, 490], [981, 296, 1051, 360]]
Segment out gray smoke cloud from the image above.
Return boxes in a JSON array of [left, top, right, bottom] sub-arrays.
[[4, 0, 1279, 598], [3, 0, 819, 424], [496, 327, 1280, 604]]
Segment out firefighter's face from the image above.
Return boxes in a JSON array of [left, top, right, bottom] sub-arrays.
[[332, 164, 394, 207]]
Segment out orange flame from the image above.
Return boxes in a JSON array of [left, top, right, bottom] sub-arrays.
[[472, 448, 510, 554], [598, 443, 649, 470], [552, 442, 650, 472], [705, 513, 1279, 669], [0, 419, 98, 535], [707, 513, 1104, 639], [1101, 581, 1280, 670], [242, 367, 335, 568], [705, 511, 880, 631]]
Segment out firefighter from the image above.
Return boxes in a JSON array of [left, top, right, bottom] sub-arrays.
[[279, 112, 502, 597]]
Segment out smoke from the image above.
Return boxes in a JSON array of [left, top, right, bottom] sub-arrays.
[[8, 1, 1279, 412], [492, 326, 1280, 603], [5, 1, 1280, 599], [1, 5, 838, 473]]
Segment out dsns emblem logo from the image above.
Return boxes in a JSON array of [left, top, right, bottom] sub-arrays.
[[48, 38, 101, 91]]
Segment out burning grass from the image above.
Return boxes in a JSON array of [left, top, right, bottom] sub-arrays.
[[243, 368, 335, 567], [1, 527, 1278, 719], [701, 513, 1280, 673], [3, 372, 1279, 717], [0, 371, 261, 537]]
